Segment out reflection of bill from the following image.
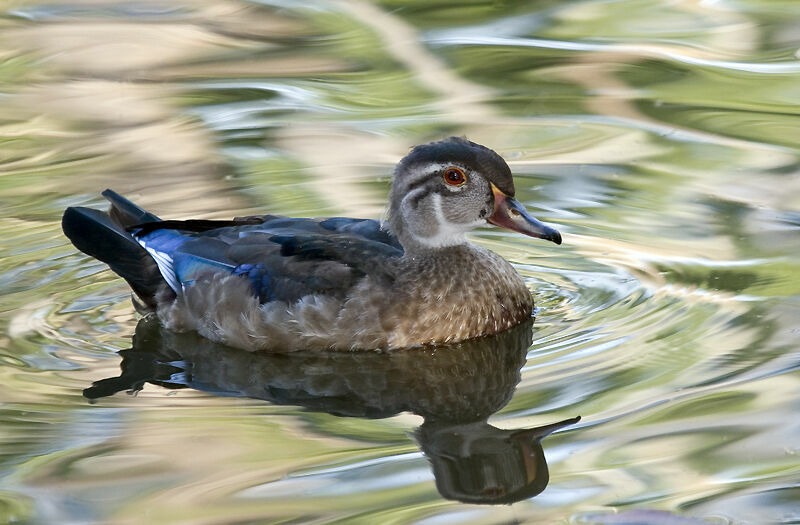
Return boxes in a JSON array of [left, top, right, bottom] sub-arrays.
[[418, 417, 580, 504], [85, 316, 580, 504]]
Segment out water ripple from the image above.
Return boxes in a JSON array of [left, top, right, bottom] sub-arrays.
[[425, 35, 800, 74]]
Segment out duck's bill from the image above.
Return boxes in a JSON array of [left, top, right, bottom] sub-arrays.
[[488, 184, 562, 245]]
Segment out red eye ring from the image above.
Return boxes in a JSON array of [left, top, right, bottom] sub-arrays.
[[443, 167, 467, 186]]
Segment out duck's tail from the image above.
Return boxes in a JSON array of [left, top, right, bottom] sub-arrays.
[[62, 189, 169, 309]]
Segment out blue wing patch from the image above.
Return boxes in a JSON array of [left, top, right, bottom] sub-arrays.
[[233, 264, 276, 302], [172, 238, 237, 288], [135, 229, 188, 292]]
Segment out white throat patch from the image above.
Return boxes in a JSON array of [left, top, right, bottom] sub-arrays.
[[414, 193, 485, 248]]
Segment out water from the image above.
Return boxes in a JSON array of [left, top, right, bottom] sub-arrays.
[[1, 0, 799, 523]]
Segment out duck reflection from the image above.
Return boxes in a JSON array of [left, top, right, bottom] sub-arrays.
[[85, 316, 580, 504]]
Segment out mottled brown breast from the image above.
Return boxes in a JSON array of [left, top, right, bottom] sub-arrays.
[[386, 245, 533, 347]]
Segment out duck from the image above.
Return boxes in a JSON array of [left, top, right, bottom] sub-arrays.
[[62, 137, 561, 351]]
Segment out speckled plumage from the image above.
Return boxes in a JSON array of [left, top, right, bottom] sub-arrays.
[[156, 243, 531, 351], [62, 137, 561, 351]]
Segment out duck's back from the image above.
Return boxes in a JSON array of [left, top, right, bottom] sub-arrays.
[[136, 215, 403, 305], [137, 215, 415, 351]]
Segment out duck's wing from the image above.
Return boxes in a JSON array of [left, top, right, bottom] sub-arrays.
[[135, 216, 404, 304]]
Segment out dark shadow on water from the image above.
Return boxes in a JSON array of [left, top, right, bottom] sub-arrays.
[[84, 315, 580, 505]]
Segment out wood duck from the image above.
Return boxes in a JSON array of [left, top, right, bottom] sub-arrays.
[[62, 137, 561, 351]]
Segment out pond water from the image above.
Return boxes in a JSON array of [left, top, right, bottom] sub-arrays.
[[2, 0, 800, 523]]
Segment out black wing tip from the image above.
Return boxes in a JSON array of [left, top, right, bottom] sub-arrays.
[[62, 205, 108, 240], [101, 189, 162, 225]]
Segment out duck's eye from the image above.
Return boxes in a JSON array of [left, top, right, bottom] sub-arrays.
[[443, 167, 466, 186]]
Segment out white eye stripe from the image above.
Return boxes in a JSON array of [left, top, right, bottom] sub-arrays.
[[443, 183, 466, 192], [403, 162, 468, 189]]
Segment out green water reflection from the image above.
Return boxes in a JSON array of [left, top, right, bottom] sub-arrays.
[[1, 0, 799, 523]]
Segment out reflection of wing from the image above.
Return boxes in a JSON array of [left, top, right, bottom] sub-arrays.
[[84, 316, 531, 421], [133, 216, 403, 303]]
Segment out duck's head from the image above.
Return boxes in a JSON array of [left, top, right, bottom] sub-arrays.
[[386, 137, 562, 251]]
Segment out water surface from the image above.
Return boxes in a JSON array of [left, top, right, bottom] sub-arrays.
[[1, 0, 799, 523]]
